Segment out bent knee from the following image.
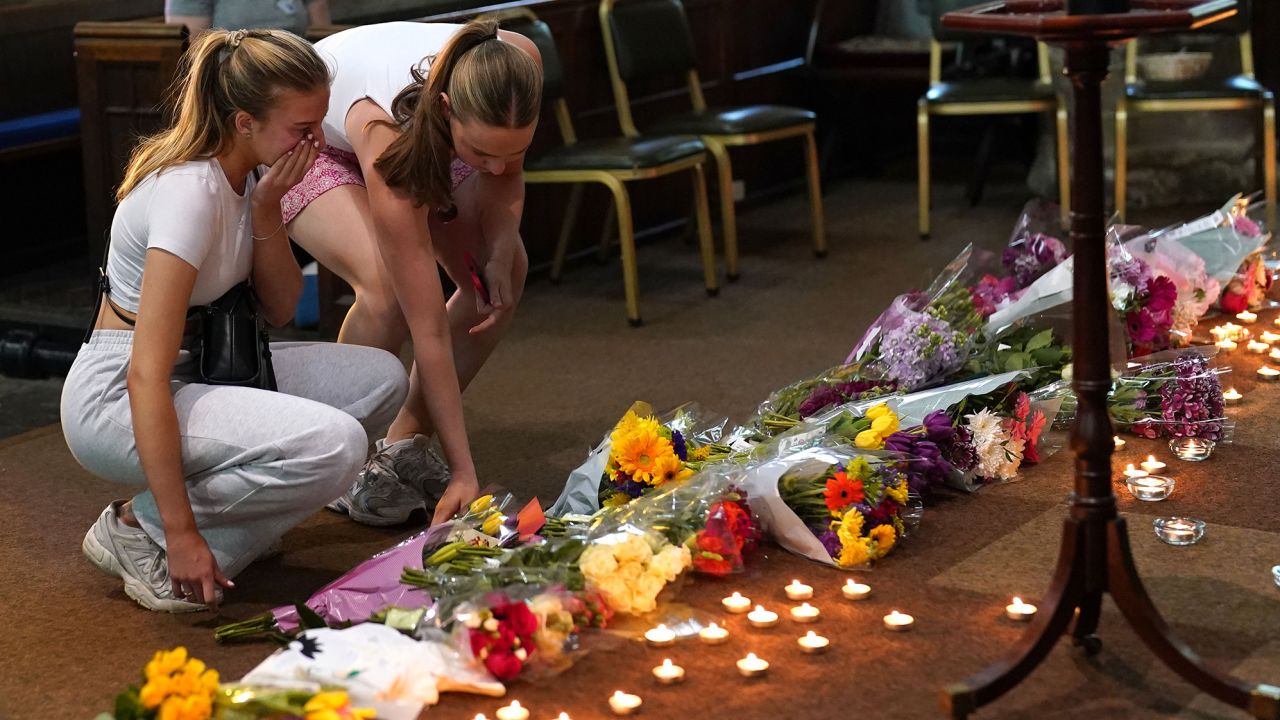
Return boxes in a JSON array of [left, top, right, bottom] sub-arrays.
[[312, 413, 369, 492]]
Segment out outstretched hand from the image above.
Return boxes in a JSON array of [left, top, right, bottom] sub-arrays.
[[431, 472, 481, 526]]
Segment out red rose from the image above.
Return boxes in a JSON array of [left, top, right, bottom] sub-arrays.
[[484, 650, 524, 681], [696, 532, 727, 555], [693, 556, 734, 576]]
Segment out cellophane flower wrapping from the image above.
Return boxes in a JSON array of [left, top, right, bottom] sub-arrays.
[[741, 443, 915, 569], [1158, 194, 1269, 287], [1118, 225, 1222, 346], [548, 401, 728, 516]]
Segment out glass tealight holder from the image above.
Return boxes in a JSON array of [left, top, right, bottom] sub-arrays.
[[1272, 565, 1280, 589], [1153, 517, 1206, 546], [1169, 437, 1215, 462], [1125, 475, 1174, 502]]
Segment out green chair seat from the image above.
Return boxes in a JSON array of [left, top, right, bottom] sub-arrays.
[[925, 78, 1055, 105], [1126, 75, 1273, 101], [645, 105, 816, 137], [526, 135, 705, 172]]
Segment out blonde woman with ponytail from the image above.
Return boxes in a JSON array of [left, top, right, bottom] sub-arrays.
[[283, 19, 543, 527], [62, 29, 408, 613]]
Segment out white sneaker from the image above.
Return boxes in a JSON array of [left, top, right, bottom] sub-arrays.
[[328, 435, 451, 526], [82, 501, 211, 613]]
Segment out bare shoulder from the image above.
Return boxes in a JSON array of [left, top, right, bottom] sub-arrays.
[[498, 29, 542, 69]]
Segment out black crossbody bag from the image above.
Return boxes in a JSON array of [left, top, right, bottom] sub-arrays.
[[86, 248, 278, 392]]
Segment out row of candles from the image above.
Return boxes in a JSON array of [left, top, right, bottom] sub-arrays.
[[1212, 316, 1280, 381]]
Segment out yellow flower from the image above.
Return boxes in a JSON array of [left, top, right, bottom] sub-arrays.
[[146, 647, 188, 681], [837, 539, 871, 568], [305, 691, 352, 713], [846, 456, 871, 479], [603, 493, 630, 508], [351, 708, 377, 719], [158, 694, 212, 720], [836, 508, 865, 547], [469, 495, 494, 514], [610, 411, 662, 447], [886, 478, 909, 506], [688, 446, 711, 461], [611, 430, 675, 485], [139, 678, 170, 709], [481, 512, 504, 536], [865, 403, 890, 420], [870, 524, 896, 557], [871, 413, 899, 437], [653, 452, 693, 486], [854, 429, 882, 450]]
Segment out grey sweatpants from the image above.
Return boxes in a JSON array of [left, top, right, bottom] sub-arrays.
[[61, 330, 409, 578]]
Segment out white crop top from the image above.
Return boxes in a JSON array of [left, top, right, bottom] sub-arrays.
[[106, 158, 255, 313], [315, 22, 464, 153]]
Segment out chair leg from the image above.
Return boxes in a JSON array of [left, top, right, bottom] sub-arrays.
[[1263, 99, 1276, 232], [691, 162, 719, 296], [1056, 103, 1071, 227], [918, 99, 931, 239], [550, 183, 584, 284], [705, 138, 739, 281], [803, 128, 827, 258], [598, 200, 617, 264], [601, 177, 642, 326], [1115, 99, 1128, 222]]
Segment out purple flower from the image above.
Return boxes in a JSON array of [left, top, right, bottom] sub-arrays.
[[945, 426, 979, 472], [818, 529, 842, 558], [1004, 232, 1068, 287], [1158, 357, 1225, 441], [614, 473, 648, 498], [877, 309, 965, 391], [922, 410, 956, 443], [798, 385, 844, 418], [671, 430, 687, 461]]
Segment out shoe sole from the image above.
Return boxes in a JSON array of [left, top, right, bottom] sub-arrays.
[[83, 521, 207, 614]]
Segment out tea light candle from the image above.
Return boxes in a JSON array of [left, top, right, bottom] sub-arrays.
[[841, 579, 872, 601], [1237, 310, 1258, 323], [1125, 475, 1175, 501], [644, 624, 676, 648], [475, 715, 491, 720], [1169, 437, 1215, 462], [609, 691, 642, 716], [1271, 348, 1280, 361], [747, 604, 779, 628], [721, 592, 751, 613], [698, 622, 728, 645], [736, 652, 769, 677], [652, 659, 684, 685], [1004, 597, 1037, 622], [1139, 455, 1167, 473], [1222, 322, 1246, 340], [1113, 435, 1126, 450], [883, 610, 915, 632], [1223, 388, 1243, 405], [1258, 366, 1280, 382], [1216, 339, 1238, 352], [496, 701, 530, 720], [797, 630, 830, 654], [1210, 325, 1229, 341], [1122, 464, 1149, 479], [1153, 516, 1206, 546], [784, 579, 813, 601], [789, 602, 820, 623], [554, 714, 572, 720], [1247, 340, 1270, 354], [1261, 331, 1280, 344]]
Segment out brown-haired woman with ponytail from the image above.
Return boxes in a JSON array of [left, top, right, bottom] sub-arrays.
[[62, 29, 409, 612], [283, 20, 543, 528]]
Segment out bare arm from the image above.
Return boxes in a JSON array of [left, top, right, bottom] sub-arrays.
[[470, 169, 527, 333], [129, 249, 232, 607], [349, 102, 478, 482], [251, 137, 320, 326]]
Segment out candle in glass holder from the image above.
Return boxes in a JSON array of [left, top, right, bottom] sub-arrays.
[[1122, 464, 1149, 479], [1259, 367, 1280, 382], [496, 701, 530, 720], [797, 631, 830, 654], [1169, 437, 1215, 462], [1272, 565, 1280, 589], [736, 653, 769, 677], [1223, 387, 1243, 405], [1004, 597, 1037, 622], [883, 610, 915, 632], [652, 659, 684, 685], [1113, 435, 1126, 450], [1271, 348, 1280, 362], [1237, 310, 1258, 324], [841, 579, 871, 601], [698, 622, 728, 645], [784, 579, 813, 601], [1153, 517, 1206, 546], [1139, 455, 1166, 473], [721, 592, 751, 613], [790, 603, 820, 623], [609, 691, 642, 716], [1125, 475, 1175, 501], [747, 605, 779, 628], [1248, 340, 1270, 354], [644, 624, 676, 648]]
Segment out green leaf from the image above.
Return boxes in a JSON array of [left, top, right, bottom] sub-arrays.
[[1025, 329, 1055, 351], [1031, 348, 1064, 366], [1004, 353, 1027, 371], [295, 603, 328, 630]]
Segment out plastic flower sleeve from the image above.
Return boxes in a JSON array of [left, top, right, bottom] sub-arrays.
[[1157, 194, 1269, 284]]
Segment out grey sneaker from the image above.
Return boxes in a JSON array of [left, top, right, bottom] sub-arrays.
[[81, 502, 210, 613], [328, 434, 451, 526]]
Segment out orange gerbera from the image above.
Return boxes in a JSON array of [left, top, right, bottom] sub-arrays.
[[823, 471, 865, 516]]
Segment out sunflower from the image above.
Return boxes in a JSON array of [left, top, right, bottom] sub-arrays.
[[869, 523, 896, 557], [837, 538, 871, 568], [610, 411, 663, 448], [823, 471, 865, 516], [836, 507, 866, 548], [653, 450, 693, 486], [611, 429, 674, 485]]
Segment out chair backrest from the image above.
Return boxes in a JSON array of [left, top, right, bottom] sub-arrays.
[[602, 0, 698, 83]]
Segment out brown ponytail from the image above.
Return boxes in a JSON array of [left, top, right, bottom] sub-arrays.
[[117, 29, 330, 200], [372, 19, 542, 209]]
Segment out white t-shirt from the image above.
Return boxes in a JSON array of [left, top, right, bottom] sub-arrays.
[[106, 158, 255, 313], [315, 22, 463, 153]]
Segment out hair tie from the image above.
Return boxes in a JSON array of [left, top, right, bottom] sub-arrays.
[[228, 29, 248, 50], [481, 30, 500, 43]]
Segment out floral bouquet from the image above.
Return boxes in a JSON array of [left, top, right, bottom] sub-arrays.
[[1220, 252, 1272, 313], [1004, 200, 1069, 289], [98, 646, 375, 720], [744, 365, 896, 442], [1119, 225, 1221, 347], [1161, 194, 1270, 286], [578, 530, 692, 615], [1110, 244, 1179, 355], [884, 409, 976, 497], [742, 444, 910, 569], [548, 402, 727, 516], [1109, 350, 1232, 442]]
